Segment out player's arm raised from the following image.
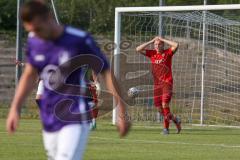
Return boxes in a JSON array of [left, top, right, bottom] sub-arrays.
[[159, 37, 179, 53], [136, 37, 158, 55], [6, 63, 38, 134], [100, 69, 130, 137]]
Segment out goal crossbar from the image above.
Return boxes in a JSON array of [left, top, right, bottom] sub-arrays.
[[115, 4, 240, 13]]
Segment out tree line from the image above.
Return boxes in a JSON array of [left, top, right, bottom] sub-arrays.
[[0, 0, 240, 34]]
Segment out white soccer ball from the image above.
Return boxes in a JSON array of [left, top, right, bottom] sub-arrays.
[[128, 87, 139, 98]]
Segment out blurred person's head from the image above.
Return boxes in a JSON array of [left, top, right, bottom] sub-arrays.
[[154, 38, 164, 52], [20, 0, 61, 40]]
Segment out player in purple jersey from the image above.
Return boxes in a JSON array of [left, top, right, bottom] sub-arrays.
[[6, 1, 130, 160]]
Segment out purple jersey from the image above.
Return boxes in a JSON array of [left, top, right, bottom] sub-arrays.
[[26, 26, 109, 132]]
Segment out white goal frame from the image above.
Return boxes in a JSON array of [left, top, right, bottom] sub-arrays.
[[113, 4, 240, 125]]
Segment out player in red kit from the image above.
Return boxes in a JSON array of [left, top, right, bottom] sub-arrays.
[[136, 37, 181, 135], [88, 70, 100, 130]]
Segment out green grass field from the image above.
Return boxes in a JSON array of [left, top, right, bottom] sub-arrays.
[[1, 119, 240, 160]]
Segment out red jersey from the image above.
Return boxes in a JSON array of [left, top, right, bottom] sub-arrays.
[[146, 48, 174, 85]]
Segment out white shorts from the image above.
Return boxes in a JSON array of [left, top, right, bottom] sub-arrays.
[[36, 80, 44, 96], [42, 124, 90, 160]]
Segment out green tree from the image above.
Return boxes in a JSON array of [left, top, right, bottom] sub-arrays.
[[1, 0, 240, 33], [0, 0, 17, 30]]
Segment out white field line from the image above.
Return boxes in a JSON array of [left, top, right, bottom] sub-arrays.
[[128, 124, 240, 130], [1, 132, 240, 148], [2, 136, 240, 148], [191, 124, 240, 129], [91, 136, 240, 148]]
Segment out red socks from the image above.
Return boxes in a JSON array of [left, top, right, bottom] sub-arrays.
[[162, 107, 176, 129], [91, 107, 99, 119]]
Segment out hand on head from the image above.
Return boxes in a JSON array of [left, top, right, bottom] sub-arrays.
[[152, 37, 163, 43]]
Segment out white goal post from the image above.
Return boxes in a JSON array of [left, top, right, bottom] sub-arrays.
[[113, 4, 240, 126]]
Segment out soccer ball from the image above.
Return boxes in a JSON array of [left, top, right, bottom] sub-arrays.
[[128, 87, 139, 98]]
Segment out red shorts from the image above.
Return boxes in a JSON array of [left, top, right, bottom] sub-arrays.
[[88, 84, 98, 104], [153, 83, 173, 107]]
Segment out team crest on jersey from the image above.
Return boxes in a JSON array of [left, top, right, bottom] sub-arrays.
[[34, 54, 45, 62], [59, 51, 70, 65]]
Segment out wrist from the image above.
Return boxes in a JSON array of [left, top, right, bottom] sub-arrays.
[[159, 38, 164, 42], [150, 40, 155, 44], [10, 104, 21, 113]]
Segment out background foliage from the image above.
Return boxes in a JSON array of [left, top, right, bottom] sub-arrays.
[[0, 0, 240, 34]]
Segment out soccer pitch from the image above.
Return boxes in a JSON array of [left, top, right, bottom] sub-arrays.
[[0, 119, 240, 160]]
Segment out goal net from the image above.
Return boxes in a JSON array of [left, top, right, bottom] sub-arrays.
[[114, 6, 240, 126]]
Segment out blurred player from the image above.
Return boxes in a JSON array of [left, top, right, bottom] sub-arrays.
[[136, 36, 181, 135], [15, 60, 101, 134], [83, 66, 100, 130], [6, 1, 130, 160], [15, 60, 100, 130], [87, 70, 100, 130]]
